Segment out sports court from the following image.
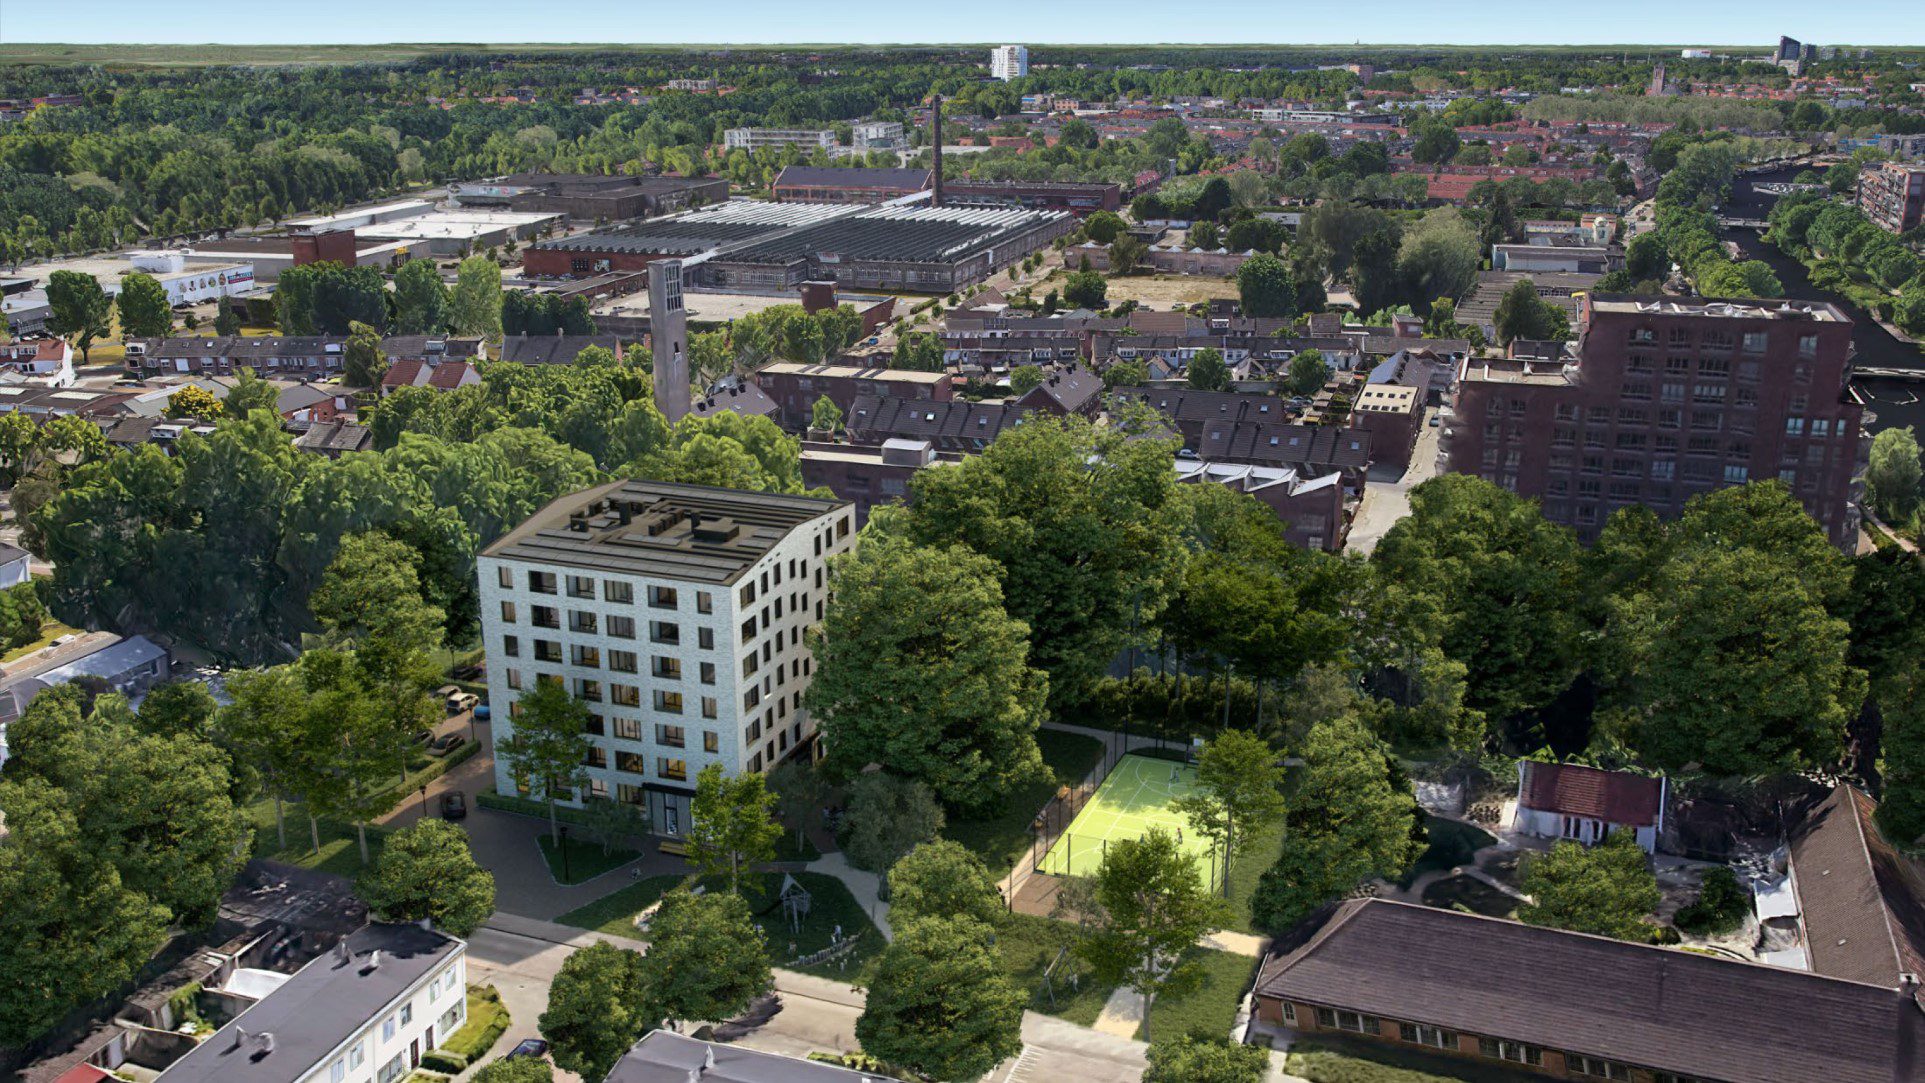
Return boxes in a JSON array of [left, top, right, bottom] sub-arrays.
[[1037, 753, 1220, 881]]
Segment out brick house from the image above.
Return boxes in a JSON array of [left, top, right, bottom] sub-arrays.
[[753, 363, 951, 434], [1513, 761, 1666, 853]]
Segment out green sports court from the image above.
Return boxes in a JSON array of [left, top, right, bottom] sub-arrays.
[[1037, 753, 1221, 882]]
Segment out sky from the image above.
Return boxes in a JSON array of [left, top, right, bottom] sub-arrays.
[[3, 0, 1922, 48]]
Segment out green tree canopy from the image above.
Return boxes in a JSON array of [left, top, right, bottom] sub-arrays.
[[357, 819, 497, 936], [841, 772, 946, 876], [46, 270, 112, 362], [685, 762, 782, 893], [645, 888, 773, 1027], [886, 838, 1004, 928], [1867, 427, 1922, 526], [1144, 1032, 1269, 1083], [1236, 251, 1297, 319], [115, 271, 174, 339], [450, 255, 504, 337], [538, 941, 655, 1082], [855, 917, 1025, 1081], [1187, 347, 1232, 392], [1078, 828, 1233, 1042], [1518, 833, 1660, 941], [496, 681, 593, 843], [391, 258, 450, 336]]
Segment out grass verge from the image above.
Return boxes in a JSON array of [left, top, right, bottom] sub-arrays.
[[538, 833, 641, 885], [1142, 947, 1257, 1041], [995, 912, 1114, 1026], [1287, 1038, 1509, 1082]]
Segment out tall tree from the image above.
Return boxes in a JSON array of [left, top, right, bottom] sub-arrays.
[[1174, 730, 1286, 898], [1493, 277, 1566, 343], [685, 763, 782, 893], [887, 839, 1005, 928], [1078, 829, 1233, 1042], [343, 320, 387, 387], [45, 270, 112, 363], [808, 535, 1048, 808], [765, 760, 830, 851], [539, 941, 655, 1082], [495, 680, 593, 844], [1396, 209, 1480, 309], [115, 271, 174, 339], [391, 258, 450, 335], [1283, 349, 1328, 395], [646, 888, 773, 1028], [224, 367, 282, 417], [1235, 251, 1297, 319], [841, 772, 946, 878], [450, 255, 503, 337], [1518, 833, 1660, 941], [1877, 669, 1925, 850], [1867, 427, 1922, 526], [357, 819, 497, 936], [1187, 347, 1232, 392], [856, 917, 1026, 1081]]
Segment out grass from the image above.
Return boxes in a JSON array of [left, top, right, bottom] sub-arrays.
[[1420, 874, 1518, 919], [1225, 814, 1287, 934], [1142, 947, 1257, 1042], [994, 912, 1115, 1026], [944, 729, 1105, 875], [1286, 1038, 1532, 1083], [554, 871, 885, 979], [440, 985, 511, 1061], [0, 619, 82, 665], [248, 804, 389, 878], [1398, 816, 1498, 889], [537, 834, 641, 885]]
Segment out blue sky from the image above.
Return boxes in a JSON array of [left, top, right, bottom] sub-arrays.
[[2, 0, 1921, 46]]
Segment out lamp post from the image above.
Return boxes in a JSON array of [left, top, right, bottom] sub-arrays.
[[418, 785, 430, 821]]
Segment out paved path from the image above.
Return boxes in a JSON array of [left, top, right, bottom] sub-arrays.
[[1092, 987, 1145, 1039], [1345, 408, 1443, 556], [804, 851, 893, 940]]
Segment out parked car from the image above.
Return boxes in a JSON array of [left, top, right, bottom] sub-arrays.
[[427, 733, 464, 757], [439, 790, 468, 821], [434, 683, 461, 701], [446, 690, 479, 715], [504, 1038, 549, 1060], [410, 729, 433, 746]]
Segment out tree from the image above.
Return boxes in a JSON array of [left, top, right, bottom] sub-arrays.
[[580, 796, 650, 856], [136, 679, 219, 738], [1174, 730, 1285, 898], [807, 535, 1047, 809], [224, 367, 280, 417], [891, 331, 945, 372], [809, 394, 843, 434], [0, 779, 171, 1047], [1867, 427, 1922, 525], [892, 412, 1187, 709], [685, 763, 782, 893], [1104, 357, 1148, 388], [1492, 277, 1566, 343], [646, 888, 772, 1027], [1877, 669, 1925, 850], [766, 760, 830, 851], [1518, 833, 1660, 941], [842, 772, 945, 876], [212, 304, 241, 337], [1078, 829, 1232, 1042], [1283, 349, 1328, 396], [856, 917, 1025, 1081], [1187, 347, 1231, 392], [1396, 209, 1480, 309], [1618, 546, 1863, 776], [1410, 119, 1462, 165], [1249, 711, 1421, 933], [357, 819, 497, 936], [539, 941, 654, 1082], [343, 320, 387, 387], [1144, 1032, 1268, 1083], [1084, 210, 1127, 244], [170, 384, 223, 421], [1236, 252, 1297, 319], [495, 681, 593, 844], [116, 272, 174, 339], [1011, 365, 1046, 395], [392, 258, 450, 335], [887, 838, 1003, 927], [450, 255, 503, 337], [1062, 269, 1108, 310], [1109, 235, 1148, 275], [46, 270, 112, 362]]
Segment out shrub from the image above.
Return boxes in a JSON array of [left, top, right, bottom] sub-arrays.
[[1674, 866, 1751, 936], [1286, 1045, 1472, 1083], [421, 1051, 469, 1073], [441, 985, 511, 1061]]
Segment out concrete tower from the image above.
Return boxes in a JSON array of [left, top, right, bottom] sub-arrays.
[[650, 259, 690, 424]]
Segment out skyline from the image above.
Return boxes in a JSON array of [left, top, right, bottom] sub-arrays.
[[3, 0, 1924, 49]]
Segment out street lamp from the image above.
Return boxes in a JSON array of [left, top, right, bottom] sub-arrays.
[[418, 784, 430, 820]]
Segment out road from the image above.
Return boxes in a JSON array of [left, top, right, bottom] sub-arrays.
[[463, 917, 1150, 1083], [1344, 408, 1444, 556]]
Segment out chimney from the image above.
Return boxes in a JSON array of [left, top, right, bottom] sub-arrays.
[[233, 1027, 249, 1050], [930, 95, 943, 208], [367, 950, 382, 971]]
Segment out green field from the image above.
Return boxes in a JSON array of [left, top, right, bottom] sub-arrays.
[[1039, 753, 1219, 880]]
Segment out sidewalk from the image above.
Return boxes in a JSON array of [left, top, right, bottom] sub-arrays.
[[804, 850, 893, 940]]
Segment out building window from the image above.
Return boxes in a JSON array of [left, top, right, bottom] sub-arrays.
[[616, 750, 647, 774], [500, 600, 517, 623], [1314, 1008, 1378, 1034], [1478, 1038, 1542, 1066], [658, 758, 688, 782], [650, 621, 680, 646], [700, 662, 717, 685], [1741, 331, 1767, 354], [698, 628, 715, 650], [1570, 1054, 1633, 1080], [571, 645, 600, 668], [696, 591, 713, 614], [649, 585, 679, 609], [566, 575, 595, 599], [575, 679, 602, 702], [382, 1015, 398, 1042], [568, 610, 598, 635], [702, 696, 718, 720], [609, 650, 638, 673], [349, 1041, 366, 1070], [378, 1056, 406, 1083], [608, 615, 636, 639], [528, 571, 557, 594], [534, 640, 562, 663], [656, 724, 686, 748], [332, 1060, 346, 1083], [497, 566, 513, 588], [1399, 1023, 1454, 1049], [502, 635, 519, 658], [653, 656, 683, 680], [655, 690, 684, 714], [611, 684, 641, 708], [604, 580, 634, 604], [704, 730, 719, 752], [532, 606, 560, 630], [613, 717, 642, 740], [1281, 1001, 1297, 1025]]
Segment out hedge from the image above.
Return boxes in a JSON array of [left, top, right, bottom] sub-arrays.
[[420, 1051, 468, 1074], [1286, 1045, 1477, 1083], [475, 789, 610, 829], [440, 985, 510, 1062]]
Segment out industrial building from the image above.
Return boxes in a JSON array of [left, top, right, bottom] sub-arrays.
[[450, 173, 729, 221], [772, 166, 932, 204], [182, 232, 408, 282], [284, 199, 561, 257], [16, 250, 255, 306], [944, 180, 1123, 216], [525, 199, 1074, 294]]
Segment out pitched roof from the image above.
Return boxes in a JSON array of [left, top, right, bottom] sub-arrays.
[[772, 165, 932, 191], [1791, 786, 1925, 989], [427, 361, 478, 390], [498, 334, 633, 366], [1518, 761, 1663, 827], [1256, 899, 1925, 1083], [381, 359, 429, 389], [607, 1031, 887, 1083], [1016, 364, 1101, 413], [844, 394, 1026, 446]]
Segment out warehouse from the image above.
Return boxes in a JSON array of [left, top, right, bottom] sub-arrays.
[[451, 173, 729, 220], [521, 201, 838, 277]]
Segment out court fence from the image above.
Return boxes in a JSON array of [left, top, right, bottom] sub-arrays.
[[1039, 828, 1225, 893], [1023, 738, 1125, 885]]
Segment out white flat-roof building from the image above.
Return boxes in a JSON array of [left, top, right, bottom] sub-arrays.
[[284, 200, 561, 257], [479, 481, 855, 836], [723, 128, 837, 152]]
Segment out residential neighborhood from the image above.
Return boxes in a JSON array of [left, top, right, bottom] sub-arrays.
[[6, 17, 1925, 1083]]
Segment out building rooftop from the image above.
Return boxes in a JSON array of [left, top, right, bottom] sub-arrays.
[[773, 165, 932, 190], [721, 204, 1070, 266], [157, 923, 461, 1083], [1256, 898, 1925, 1083], [756, 361, 950, 385], [1518, 761, 1663, 827], [1588, 295, 1850, 322], [1457, 354, 1574, 387], [1789, 786, 1925, 989], [482, 480, 848, 584], [606, 1031, 888, 1083]]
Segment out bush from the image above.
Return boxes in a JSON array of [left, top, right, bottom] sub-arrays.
[[420, 1051, 469, 1073], [1081, 669, 1263, 742], [1286, 1045, 1476, 1083], [441, 985, 510, 1061], [1674, 866, 1751, 936]]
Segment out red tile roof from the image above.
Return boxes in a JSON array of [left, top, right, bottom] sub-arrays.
[[426, 361, 476, 390], [381, 359, 427, 388], [1519, 761, 1662, 826]]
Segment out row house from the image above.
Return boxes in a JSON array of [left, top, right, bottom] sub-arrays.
[[753, 362, 952, 434], [940, 334, 1090, 372], [843, 395, 1029, 453]]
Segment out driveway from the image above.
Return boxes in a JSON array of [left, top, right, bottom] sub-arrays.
[[1345, 409, 1443, 556]]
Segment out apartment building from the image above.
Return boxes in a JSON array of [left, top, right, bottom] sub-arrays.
[[479, 481, 855, 837], [155, 924, 466, 1083], [722, 127, 837, 152], [1445, 295, 1864, 548], [1857, 161, 1925, 235], [990, 45, 1029, 82]]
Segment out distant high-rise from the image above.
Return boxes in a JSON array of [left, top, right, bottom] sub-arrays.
[[990, 44, 1029, 82], [650, 259, 689, 425], [1777, 35, 1803, 62]]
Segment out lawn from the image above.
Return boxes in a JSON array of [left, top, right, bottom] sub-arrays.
[[1225, 814, 1287, 934], [1286, 1038, 1535, 1082], [1398, 816, 1498, 889], [537, 834, 641, 885], [994, 912, 1115, 1027], [554, 871, 885, 979], [248, 804, 389, 879], [944, 729, 1106, 875], [0, 619, 83, 666], [1142, 947, 1257, 1042]]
